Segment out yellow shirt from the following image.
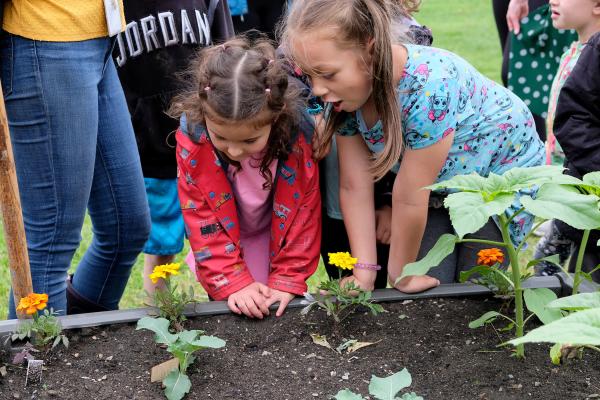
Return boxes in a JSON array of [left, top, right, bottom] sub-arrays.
[[3, 0, 125, 42]]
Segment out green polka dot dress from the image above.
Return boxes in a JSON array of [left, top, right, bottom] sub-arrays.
[[507, 4, 577, 118]]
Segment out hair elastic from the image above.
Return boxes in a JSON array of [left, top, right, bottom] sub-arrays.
[[265, 88, 271, 94], [268, 59, 274, 65], [204, 86, 210, 92]]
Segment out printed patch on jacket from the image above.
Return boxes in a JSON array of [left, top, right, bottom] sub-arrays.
[[194, 246, 212, 262]]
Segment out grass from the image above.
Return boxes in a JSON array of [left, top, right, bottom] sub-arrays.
[[0, 0, 507, 320]]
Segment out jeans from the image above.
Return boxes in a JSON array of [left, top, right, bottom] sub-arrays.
[[1, 33, 151, 318]]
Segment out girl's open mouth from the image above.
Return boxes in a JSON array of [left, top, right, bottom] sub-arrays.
[[332, 100, 343, 112]]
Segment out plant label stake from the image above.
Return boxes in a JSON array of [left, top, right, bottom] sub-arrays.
[[0, 82, 33, 318], [150, 358, 179, 383], [25, 359, 43, 386]]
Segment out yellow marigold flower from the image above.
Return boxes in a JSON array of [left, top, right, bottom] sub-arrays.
[[16, 293, 48, 315], [149, 263, 181, 284], [328, 252, 357, 271], [477, 248, 505, 267]]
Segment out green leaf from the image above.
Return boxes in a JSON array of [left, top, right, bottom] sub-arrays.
[[427, 173, 488, 192], [469, 311, 502, 328], [583, 171, 600, 187], [526, 254, 561, 270], [508, 308, 600, 346], [523, 288, 562, 325], [334, 389, 364, 400], [549, 343, 562, 365], [190, 335, 226, 349], [547, 292, 600, 311], [136, 317, 177, 345], [399, 234, 457, 279], [502, 165, 575, 190], [520, 184, 600, 230], [163, 370, 191, 400], [368, 369, 412, 400], [399, 393, 424, 400], [445, 192, 514, 238]]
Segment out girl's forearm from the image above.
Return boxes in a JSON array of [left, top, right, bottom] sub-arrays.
[[387, 201, 429, 281], [339, 186, 378, 283]]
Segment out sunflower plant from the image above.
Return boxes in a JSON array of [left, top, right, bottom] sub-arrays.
[[147, 263, 195, 332], [397, 166, 600, 358], [300, 252, 384, 323], [10, 293, 68, 353]]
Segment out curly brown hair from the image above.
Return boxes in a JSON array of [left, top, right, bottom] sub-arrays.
[[169, 36, 305, 189]]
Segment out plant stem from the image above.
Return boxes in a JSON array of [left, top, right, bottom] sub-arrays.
[[584, 345, 600, 353], [516, 219, 546, 254], [459, 238, 506, 248], [572, 229, 591, 295], [498, 214, 525, 358]]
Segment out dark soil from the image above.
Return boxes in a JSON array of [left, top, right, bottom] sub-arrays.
[[1, 297, 599, 400]]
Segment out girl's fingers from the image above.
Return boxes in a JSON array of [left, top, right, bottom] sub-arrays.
[[238, 299, 257, 319], [248, 295, 269, 318], [228, 297, 242, 315], [276, 296, 292, 317]]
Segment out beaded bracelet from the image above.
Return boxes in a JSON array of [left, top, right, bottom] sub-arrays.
[[354, 262, 382, 271]]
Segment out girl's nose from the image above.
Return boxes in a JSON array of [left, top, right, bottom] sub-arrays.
[[311, 78, 328, 97], [228, 146, 243, 158]]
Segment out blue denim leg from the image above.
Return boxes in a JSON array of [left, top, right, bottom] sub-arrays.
[[1, 34, 150, 318]]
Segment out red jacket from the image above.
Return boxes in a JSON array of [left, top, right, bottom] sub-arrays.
[[176, 115, 321, 300]]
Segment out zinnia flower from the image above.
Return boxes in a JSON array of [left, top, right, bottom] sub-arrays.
[[16, 293, 48, 315], [328, 252, 357, 270], [149, 263, 181, 284], [477, 248, 505, 266]]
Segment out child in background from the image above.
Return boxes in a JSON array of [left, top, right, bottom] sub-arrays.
[[114, 0, 234, 297], [552, 31, 600, 282], [533, 0, 600, 276], [172, 38, 321, 318], [282, 0, 544, 293]]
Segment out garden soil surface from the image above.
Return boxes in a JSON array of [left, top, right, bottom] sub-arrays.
[[1, 296, 599, 400]]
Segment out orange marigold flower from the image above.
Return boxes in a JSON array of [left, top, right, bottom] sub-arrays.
[[477, 248, 505, 266], [16, 293, 48, 315]]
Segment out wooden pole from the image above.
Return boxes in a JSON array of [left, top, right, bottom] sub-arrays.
[[0, 83, 33, 318]]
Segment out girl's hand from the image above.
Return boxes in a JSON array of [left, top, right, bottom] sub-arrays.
[[227, 282, 272, 319], [375, 205, 392, 245], [506, 0, 529, 34], [390, 275, 440, 293], [264, 289, 295, 317], [339, 274, 375, 294]]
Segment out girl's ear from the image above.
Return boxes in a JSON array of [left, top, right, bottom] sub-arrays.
[[594, 1, 600, 16]]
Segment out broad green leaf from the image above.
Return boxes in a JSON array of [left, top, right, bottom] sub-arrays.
[[177, 330, 200, 344], [469, 311, 501, 328], [445, 192, 514, 238], [136, 317, 176, 345], [502, 165, 573, 190], [481, 172, 509, 194], [368, 369, 412, 400], [508, 308, 600, 346], [549, 343, 562, 365], [190, 335, 226, 349], [523, 288, 562, 324], [583, 171, 600, 187], [164, 370, 191, 400], [526, 254, 561, 270], [521, 184, 600, 230], [400, 234, 457, 279], [334, 389, 364, 400], [427, 173, 488, 192], [399, 393, 424, 400], [548, 292, 600, 311], [459, 265, 514, 287]]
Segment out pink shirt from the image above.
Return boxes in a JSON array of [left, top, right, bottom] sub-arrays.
[[226, 156, 277, 284]]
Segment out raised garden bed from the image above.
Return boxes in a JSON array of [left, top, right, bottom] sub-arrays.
[[2, 277, 599, 400]]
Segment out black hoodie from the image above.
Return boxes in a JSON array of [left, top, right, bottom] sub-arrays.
[[114, 0, 234, 179]]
